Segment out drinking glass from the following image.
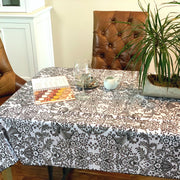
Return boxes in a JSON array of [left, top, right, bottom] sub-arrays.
[[74, 62, 89, 100]]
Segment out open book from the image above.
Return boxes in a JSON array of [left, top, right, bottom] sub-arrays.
[[32, 76, 75, 104]]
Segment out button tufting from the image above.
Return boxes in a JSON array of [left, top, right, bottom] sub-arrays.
[[92, 11, 147, 70], [101, 31, 105, 35], [108, 43, 113, 48], [118, 54, 123, 59], [118, 32, 122, 37], [128, 17, 133, 23], [130, 54, 134, 59], [111, 17, 116, 23], [115, 54, 120, 59], [100, 53, 105, 58], [134, 33, 139, 38]]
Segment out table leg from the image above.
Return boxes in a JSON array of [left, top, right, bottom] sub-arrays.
[[62, 168, 73, 180], [47, 166, 53, 180]]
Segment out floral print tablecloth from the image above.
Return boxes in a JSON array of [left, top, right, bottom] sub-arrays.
[[0, 126, 18, 171], [0, 67, 180, 179]]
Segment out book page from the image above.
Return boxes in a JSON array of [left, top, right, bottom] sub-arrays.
[[32, 76, 75, 104]]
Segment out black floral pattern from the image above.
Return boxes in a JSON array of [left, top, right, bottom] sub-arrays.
[[0, 126, 18, 171], [0, 67, 180, 179]]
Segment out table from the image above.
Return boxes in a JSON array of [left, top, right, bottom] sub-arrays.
[[0, 67, 180, 179]]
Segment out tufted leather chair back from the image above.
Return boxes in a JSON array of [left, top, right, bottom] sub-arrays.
[[0, 38, 26, 105], [92, 11, 147, 70]]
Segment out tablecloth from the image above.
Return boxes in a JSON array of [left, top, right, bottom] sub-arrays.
[[0, 124, 18, 171], [0, 67, 179, 179]]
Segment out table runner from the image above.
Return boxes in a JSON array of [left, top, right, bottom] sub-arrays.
[[0, 67, 179, 179]]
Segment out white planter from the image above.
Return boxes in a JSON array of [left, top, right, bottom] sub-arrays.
[[142, 78, 180, 99]]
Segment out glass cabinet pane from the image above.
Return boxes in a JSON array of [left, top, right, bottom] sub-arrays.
[[2, 0, 20, 6]]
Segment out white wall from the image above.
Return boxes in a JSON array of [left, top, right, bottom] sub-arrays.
[[45, 0, 180, 71]]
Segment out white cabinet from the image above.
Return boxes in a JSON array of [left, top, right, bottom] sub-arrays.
[[0, 0, 45, 13], [0, 6, 55, 80]]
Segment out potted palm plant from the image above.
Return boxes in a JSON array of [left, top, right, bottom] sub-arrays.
[[118, 0, 180, 98]]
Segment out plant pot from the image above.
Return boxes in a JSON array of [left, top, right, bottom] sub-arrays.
[[142, 77, 180, 99]]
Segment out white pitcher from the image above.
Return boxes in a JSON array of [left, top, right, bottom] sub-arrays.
[[104, 76, 119, 90]]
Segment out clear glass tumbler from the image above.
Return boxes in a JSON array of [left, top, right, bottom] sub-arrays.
[[74, 62, 89, 100]]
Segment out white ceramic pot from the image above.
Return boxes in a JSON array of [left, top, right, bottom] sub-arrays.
[[143, 78, 180, 99]]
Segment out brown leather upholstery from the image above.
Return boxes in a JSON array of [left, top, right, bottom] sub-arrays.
[[0, 38, 26, 105], [92, 11, 147, 70]]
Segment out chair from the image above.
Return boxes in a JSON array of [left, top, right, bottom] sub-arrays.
[[92, 11, 147, 70], [0, 37, 26, 105]]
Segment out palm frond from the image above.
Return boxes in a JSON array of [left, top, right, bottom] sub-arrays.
[[116, 0, 180, 88]]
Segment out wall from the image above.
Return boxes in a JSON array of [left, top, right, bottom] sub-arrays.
[[45, 0, 179, 72]]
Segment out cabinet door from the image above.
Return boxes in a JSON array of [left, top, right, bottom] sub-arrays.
[[0, 23, 37, 80]]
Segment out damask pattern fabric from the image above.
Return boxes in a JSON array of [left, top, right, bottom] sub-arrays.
[[0, 126, 18, 171], [0, 67, 179, 179]]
